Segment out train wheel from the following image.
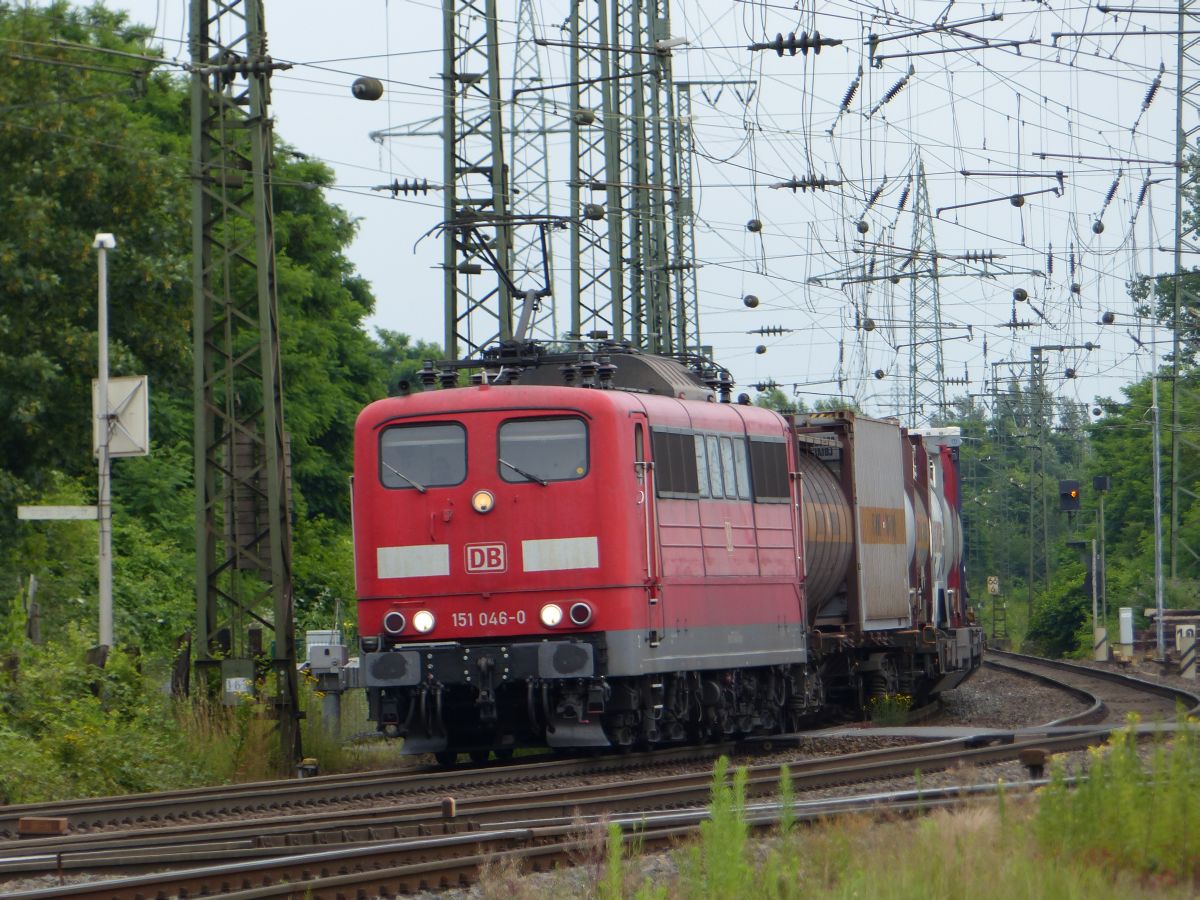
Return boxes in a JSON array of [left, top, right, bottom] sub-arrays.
[[469, 750, 490, 765], [434, 750, 458, 766]]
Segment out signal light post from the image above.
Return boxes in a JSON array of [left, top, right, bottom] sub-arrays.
[[1058, 479, 1081, 514]]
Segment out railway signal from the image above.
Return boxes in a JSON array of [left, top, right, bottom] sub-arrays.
[[1059, 479, 1081, 512]]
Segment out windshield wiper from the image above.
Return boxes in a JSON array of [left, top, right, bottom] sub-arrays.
[[499, 458, 548, 486], [382, 460, 427, 493]]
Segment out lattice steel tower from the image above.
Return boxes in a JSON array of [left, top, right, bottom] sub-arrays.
[[566, 0, 694, 355], [190, 0, 299, 763], [441, 0, 513, 358], [1170, 0, 1200, 577], [908, 159, 947, 425], [508, 0, 558, 342]]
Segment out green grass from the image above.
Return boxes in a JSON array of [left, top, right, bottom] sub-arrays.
[[535, 720, 1200, 899]]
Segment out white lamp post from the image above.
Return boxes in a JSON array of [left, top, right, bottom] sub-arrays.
[[93, 232, 116, 649]]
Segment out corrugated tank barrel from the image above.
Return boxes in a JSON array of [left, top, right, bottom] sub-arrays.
[[796, 453, 853, 620]]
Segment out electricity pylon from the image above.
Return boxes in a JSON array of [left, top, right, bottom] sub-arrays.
[[190, 0, 299, 764], [441, 0, 513, 358], [1169, 0, 1200, 576], [509, 0, 558, 342], [908, 158, 947, 426]]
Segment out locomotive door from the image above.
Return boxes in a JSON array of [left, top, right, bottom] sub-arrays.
[[633, 417, 665, 647]]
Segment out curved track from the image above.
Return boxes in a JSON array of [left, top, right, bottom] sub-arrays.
[[985, 649, 1200, 723]]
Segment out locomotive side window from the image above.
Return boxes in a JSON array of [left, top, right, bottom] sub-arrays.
[[749, 438, 789, 502], [719, 437, 742, 499], [705, 435, 723, 496], [650, 428, 699, 497], [498, 417, 588, 482], [731, 438, 752, 499], [694, 434, 711, 498], [379, 423, 466, 489]]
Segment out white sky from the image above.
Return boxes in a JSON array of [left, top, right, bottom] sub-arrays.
[[100, 0, 1188, 421]]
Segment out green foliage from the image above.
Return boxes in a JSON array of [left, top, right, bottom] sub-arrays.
[[679, 757, 751, 899], [0, 626, 240, 801], [292, 515, 358, 638], [1036, 714, 1200, 881], [0, 3, 428, 667], [598, 822, 625, 900], [866, 692, 913, 725], [755, 386, 804, 414], [0, 2, 192, 488], [587, 733, 1200, 899], [777, 763, 795, 835], [373, 329, 444, 396], [1024, 560, 1091, 658]]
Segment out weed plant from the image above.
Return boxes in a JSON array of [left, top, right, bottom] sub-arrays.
[[0, 624, 383, 801], [866, 692, 913, 725], [1035, 711, 1200, 884], [506, 732, 1200, 899]]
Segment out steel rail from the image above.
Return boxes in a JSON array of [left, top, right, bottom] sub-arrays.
[[986, 649, 1200, 718], [1, 775, 1054, 900], [0, 743, 731, 838], [0, 726, 1116, 887]]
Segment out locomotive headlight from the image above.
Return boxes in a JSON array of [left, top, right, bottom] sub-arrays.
[[539, 603, 564, 627], [569, 601, 594, 626], [471, 490, 495, 514], [412, 609, 436, 633], [382, 610, 406, 635]]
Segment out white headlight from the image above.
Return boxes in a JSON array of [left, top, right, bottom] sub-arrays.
[[472, 490, 495, 513], [412, 610, 436, 633], [539, 603, 563, 627], [382, 610, 406, 635], [569, 601, 593, 626]]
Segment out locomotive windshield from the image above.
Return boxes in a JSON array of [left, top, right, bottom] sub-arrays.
[[379, 423, 466, 489], [498, 417, 588, 483]]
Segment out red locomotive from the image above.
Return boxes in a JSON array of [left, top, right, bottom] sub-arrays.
[[352, 349, 982, 762]]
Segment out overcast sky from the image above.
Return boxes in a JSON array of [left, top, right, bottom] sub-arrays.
[[95, 0, 1186, 420]]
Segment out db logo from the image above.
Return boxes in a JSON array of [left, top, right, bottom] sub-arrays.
[[465, 542, 507, 573]]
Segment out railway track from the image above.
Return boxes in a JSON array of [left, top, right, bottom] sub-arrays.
[[7, 651, 1195, 897], [0, 744, 731, 839], [985, 649, 1200, 722], [0, 725, 1133, 894], [4, 779, 1040, 900]]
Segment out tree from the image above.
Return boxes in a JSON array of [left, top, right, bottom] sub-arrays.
[[373, 329, 444, 397], [0, 3, 401, 652]]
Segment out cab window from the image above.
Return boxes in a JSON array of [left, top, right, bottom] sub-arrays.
[[499, 417, 588, 482], [379, 423, 466, 489]]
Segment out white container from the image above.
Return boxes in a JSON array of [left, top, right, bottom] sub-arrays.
[[1118, 607, 1134, 657]]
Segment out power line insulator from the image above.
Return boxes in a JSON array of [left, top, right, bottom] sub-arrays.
[[352, 76, 384, 101], [770, 176, 840, 192], [378, 178, 433, 196], [751, 30, 843, 57]]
